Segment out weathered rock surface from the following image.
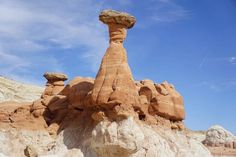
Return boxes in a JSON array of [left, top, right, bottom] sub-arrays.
[[91, 10, 140, 113], [0, 117, 213, 157], [203, 125, 236, 149], [91, 117, 212, 157], [24, 145, 38, 157], [65, 77, 94, 109], [91, 117, 144, 157], [136, 80, 185, 121], [148, 81, 185, 121], [0, 76, 43, 103], [43, 72, 68, 82], [99, 10, 136, 28]]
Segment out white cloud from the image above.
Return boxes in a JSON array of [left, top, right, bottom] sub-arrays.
[[0, 0, 108, 84], [198, 80, 236, 92]]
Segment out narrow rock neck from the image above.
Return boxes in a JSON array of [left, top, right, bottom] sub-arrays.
[[108, 23, 127, 44]]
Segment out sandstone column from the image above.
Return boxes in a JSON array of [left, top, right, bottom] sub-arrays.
[[43, 72, 68, 97], [91, 10, 140, 108]]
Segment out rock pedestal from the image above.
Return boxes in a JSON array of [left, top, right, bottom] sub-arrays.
[[43, 72, 68, 97], [31, 72, 68, 119], [91, 10, 140, 109]]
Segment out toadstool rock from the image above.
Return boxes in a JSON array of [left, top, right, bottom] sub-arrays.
[[91, 10, 140, 110]]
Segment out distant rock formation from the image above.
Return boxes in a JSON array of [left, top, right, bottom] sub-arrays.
[[0, 76, 43, 103], [203, 125, 236, 149]]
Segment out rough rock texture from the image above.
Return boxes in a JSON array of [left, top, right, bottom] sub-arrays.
[[64, 77, 94, 109], [148, 81, 185, 121], [0, 117, 213, 157], [99, 10, 136, 28], [203, 125, 236, 149], [43, 72, 68, 82], [24, 145, 38, 157], [91, 117, 145, 157], [91, 10, 140, 115], [91, 117, 212, 157], [0, 76, 43, 103], [136, 80, 185, 121]]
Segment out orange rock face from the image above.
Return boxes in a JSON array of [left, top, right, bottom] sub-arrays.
[[141, 81, 185, 121], [91, 10, 140, 108], [65, 77, 94, 109]]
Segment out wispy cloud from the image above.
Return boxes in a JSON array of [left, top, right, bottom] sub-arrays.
[[149, 0, 190, 23], [198, 54, 209, 69], [0, 0, 108, 84], [198, 55, 236, 69], [198, 80, 236, 92]]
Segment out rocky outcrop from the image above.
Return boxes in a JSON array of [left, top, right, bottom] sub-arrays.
[[0, 76, 43, 103], [145, 81, 185, 121], [42, 72, 67, 96], [203, 125, 236, 149], [30, 72, 69, 135], [91, 117, 145, 157], [91, 10, 140, 116], [65, 77, 94, 109], [0, 9, 197, 157], [136, 80, 185, 121], [0, 117, 213, 157]]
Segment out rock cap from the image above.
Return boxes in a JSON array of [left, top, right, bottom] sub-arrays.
[[43, 72, 68, 81], [99, 9, 136, 28]]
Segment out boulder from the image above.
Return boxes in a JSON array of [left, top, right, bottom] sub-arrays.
[[148, 81, 185, 121], [91, 117, 144, 157], [203, 125, 236, 149], [24, 145, 38, 157], [65, 77, 94, 109]]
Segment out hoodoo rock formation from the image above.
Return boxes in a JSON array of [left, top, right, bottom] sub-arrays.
[[2, 9, 231, 157], [1, 10, 186, 133], [91, 10, 140, 115]]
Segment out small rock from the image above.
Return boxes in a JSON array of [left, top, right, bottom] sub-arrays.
[[91, 111, 106, 122], [24, 145, 38, 157], [171, 124, 178, 130]]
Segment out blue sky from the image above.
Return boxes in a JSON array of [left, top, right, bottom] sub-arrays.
[[0, 0, 235, 133]]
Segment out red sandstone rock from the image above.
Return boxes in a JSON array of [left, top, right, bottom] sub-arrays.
[[91, 10, 140, 109], [148, 81, 185, 121], [137, 80, 185, 121], [65, 77, 94, 109]]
